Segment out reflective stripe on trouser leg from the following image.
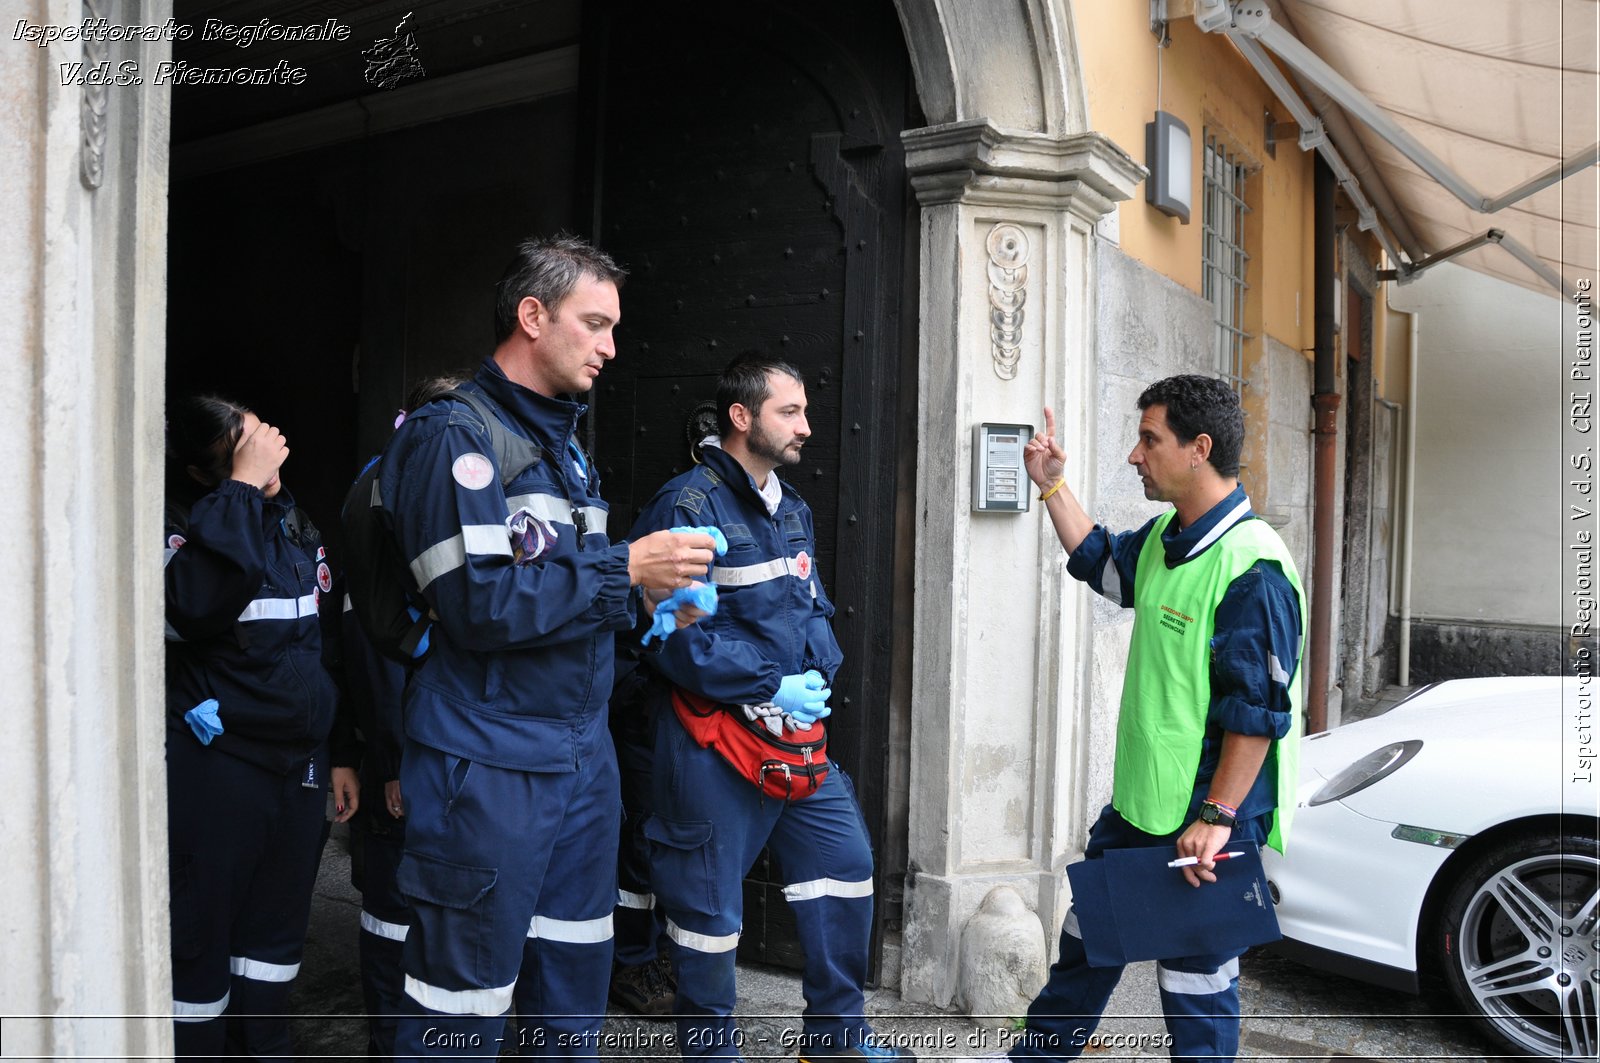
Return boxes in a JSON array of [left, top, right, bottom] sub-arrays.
[[509, 737, 620, 1060], [613, 889, 660, 968], [650, 708, 780, 1062], [223, 774, 327, 1062], [770, 766, 877, 1054], [171, 990, 229, 1062], [1156, 956, 1242, 1063], [664, 917, 742, 1062], [361, 926, 408, 1060], [357, 816, 411, 1059], [166, 736, 255, 1062], [513, 917, 617, 1058], [613, 700, 664, 969], [166, 733, 325, 1062], [395, 744, 591, 1061]]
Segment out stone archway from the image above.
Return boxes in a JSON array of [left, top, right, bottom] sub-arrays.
[[884, 0, 1144, 1008], [893, 0, 1087, 136]]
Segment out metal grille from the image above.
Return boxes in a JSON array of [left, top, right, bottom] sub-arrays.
[[1202, 132, 1251, 391]]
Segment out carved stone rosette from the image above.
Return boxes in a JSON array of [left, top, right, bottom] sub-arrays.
[[985, 223, 1028, 379]]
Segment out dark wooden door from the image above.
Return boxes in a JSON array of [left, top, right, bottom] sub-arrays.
[[585, 0, 912, 972]]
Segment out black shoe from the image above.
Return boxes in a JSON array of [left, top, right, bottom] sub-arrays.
[[609, 955, 677, 1018]]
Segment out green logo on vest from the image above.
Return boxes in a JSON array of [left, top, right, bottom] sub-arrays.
[[1157, 603, 1193, 636]]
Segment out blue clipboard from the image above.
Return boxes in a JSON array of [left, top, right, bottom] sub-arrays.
[[1064, 842, 1280, 966]]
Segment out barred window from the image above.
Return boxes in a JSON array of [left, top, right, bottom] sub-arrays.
[[1202, 132, 1250, 392]]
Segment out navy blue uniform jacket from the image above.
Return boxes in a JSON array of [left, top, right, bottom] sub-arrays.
[[628, 444, 843, 704], [164, 479, 341, 773], [379, 359, 635, 772]]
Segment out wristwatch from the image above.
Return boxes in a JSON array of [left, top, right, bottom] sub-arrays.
[[1198, 800, 1236, 828]]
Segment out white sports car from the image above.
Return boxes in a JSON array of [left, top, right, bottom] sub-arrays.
[[1262, 676, 1598, 1058]]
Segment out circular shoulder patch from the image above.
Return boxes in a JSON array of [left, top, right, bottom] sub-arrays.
[[167, 533, 186, 551], [795, 550, 812, 580], [317, 561, 333, 594], [452, 452, 495, 490]]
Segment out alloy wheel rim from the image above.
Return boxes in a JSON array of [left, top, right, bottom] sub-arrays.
[[1457, 852, 1599, 1057]]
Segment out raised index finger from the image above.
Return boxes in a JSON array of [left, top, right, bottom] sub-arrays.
[[1041, 406, 1057, 439]]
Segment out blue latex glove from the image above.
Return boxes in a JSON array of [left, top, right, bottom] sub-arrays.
[[773, 670, 831, 725], [406, 605, 431, 659], [668, 525, 729, 556], [641, 581, 719, 646], [184, 698, 223, 746]]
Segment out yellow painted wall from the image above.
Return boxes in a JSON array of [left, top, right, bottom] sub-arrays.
[[1074, 7, 1315, 356]]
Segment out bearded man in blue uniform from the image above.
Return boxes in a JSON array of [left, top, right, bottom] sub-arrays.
[[378, 235, 719, 1060], [628, 353, 909, 1063]]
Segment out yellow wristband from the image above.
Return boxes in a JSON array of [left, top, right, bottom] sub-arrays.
[[1038, 478, 1065, 502]]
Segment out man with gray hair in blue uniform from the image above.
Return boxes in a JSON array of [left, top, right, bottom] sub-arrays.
[[378, 235, 719, 1060]]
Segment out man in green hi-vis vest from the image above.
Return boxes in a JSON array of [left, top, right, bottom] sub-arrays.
[[1008, 375, 1306, 1063]]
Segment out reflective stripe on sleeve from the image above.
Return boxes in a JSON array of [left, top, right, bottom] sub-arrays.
[[780, 876, 874, 903], [229, 955, 300, 983], [666, 918, 740, 955], [1155, 958, 1239, 995], [1269, 653, 1291, 685], [1099, 555, 1122, 605], [710, 556, 804, 587], [617, 889, 656, 910], [236, 593, 319, 624], [404, 974, 515, 1017], [173, 988, 229, 1022], [409, 525, 514, 589], [526, 913, 613, 944], [504, 492, 608, 536], [360, 910, 409, 942]]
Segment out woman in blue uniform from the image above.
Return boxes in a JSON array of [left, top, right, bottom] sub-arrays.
[[163, 395, 356, 1059]]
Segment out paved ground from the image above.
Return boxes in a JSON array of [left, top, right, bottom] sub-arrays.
[[288, 686, 1506, 1060]]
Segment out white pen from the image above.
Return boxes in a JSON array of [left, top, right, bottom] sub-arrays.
[[1168, 851, 1245, 868]]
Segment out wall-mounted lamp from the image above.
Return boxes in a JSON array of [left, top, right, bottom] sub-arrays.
[[1146, 110, 1192, 223]]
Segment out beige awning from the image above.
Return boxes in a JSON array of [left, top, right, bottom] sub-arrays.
[[1259, 0, 1598, 296]]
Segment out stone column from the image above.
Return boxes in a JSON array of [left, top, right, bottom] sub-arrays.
[[0, 2, 173, 1055], [898, 120, 1142, 1008]]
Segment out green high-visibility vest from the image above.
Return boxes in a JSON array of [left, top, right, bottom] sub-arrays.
[[1112, 509, 1306, 853]]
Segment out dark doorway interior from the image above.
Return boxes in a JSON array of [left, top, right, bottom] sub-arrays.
[[167, 0, 916, 980], [585, 0, 916, 974]]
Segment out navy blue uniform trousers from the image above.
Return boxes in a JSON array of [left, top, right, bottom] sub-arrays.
[[1010, 803, 1270, 1063], [649, 709, 876, 1061], [612, 700, 667, 967], [352, 797, 411, 1060], [167, 734, 327, 1061], [394, 737, 620, 1061]]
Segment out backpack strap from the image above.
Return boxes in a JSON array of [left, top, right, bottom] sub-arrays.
[[445, 385, 543, 486]]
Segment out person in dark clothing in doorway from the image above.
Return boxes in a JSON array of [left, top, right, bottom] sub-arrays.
[[164, 394, 359, 1058], [376, 235, 718, 1060]]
